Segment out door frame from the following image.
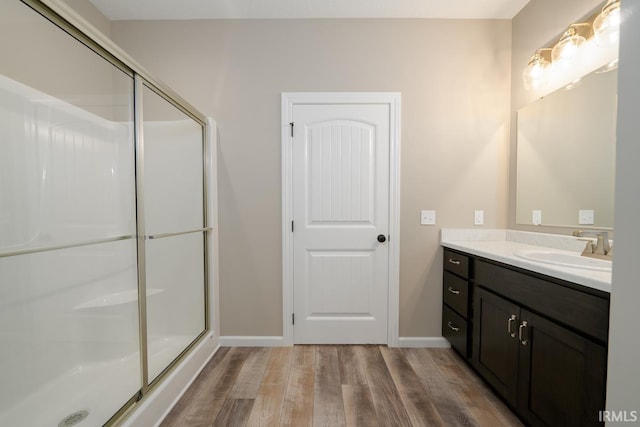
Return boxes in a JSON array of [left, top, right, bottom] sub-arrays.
[[281, 92, 401, 347]]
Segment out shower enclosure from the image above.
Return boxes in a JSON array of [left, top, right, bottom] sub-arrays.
[[0, 1, 215, 426]]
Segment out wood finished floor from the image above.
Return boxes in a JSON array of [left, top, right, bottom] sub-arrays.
[[160, 346, 523, 427]]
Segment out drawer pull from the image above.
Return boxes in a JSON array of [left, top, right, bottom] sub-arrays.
[[507, 314, 517, 338], [519, 321, 529, 346], [448, 258, 461, 265], [447, 321, 460, 332], [447, 287, 461, 295]]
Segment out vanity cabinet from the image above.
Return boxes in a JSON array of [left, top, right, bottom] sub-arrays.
[[442, 249, 472, 358], [442, 250, 609, 427], [475, 288, 607, 427]]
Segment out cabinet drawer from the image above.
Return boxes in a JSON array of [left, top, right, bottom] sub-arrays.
[[443, 271, 469, 318], [443, 305, 468, 357], [476, 260, 610, 343], [443, 249, 469, 278]]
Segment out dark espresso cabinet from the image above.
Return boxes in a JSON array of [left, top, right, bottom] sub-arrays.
[[443, 249, 609, 427], [475, 288, 607, 426], [474, 289, 520, 406], [517, 309, 607, 427], [442, 249, 472, 358]]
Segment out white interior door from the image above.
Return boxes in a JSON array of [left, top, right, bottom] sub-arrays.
[[292, 103, 390, 344]]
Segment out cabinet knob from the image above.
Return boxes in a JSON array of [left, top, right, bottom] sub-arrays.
[[447, 321, 460, 332], [448, 258, 461, 265], [447, 287, 460, 295]]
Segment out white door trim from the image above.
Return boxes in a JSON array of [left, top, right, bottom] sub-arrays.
[[281, 92, 401, 347]]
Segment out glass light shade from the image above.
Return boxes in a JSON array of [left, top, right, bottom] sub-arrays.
[[594, 0, 621, 47], [551, 25, 589, 67], [523, 49, 551, 91]]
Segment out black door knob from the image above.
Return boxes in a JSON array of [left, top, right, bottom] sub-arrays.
[[377, 234, 387, 243]]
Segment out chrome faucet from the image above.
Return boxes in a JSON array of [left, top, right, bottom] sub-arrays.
[[572, 230, 613, 259]]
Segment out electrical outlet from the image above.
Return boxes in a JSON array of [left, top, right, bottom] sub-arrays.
[[474, 210, 484, 225], [532, 210, 542, 225], [420, 210, 436, 225], [579, 209, 595, 225]]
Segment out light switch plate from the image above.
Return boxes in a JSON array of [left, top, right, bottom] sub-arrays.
[[420, 210, 436, 225], [532, 210, 542, 225], [579, 209, 595, 225], [474, 210, 484, 225]]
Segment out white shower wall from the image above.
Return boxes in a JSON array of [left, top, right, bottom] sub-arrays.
[[0, 75, 136, 250]]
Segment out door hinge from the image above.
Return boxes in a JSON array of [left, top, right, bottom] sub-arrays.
[[289, 122, 294, 137], [292, 313, 295, 325], [291, 220, 294, 232]]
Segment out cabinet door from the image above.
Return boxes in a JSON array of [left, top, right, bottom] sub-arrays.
[[518, 310, 606, 427], [473, 288, 520, 406]]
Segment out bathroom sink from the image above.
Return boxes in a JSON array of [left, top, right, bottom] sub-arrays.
[[514, 249, 612, 272]]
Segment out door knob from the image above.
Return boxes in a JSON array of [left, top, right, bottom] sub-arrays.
[[377, 234, 387, 243]]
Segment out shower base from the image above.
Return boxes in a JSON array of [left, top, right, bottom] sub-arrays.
[[0, 335, 193, 427]]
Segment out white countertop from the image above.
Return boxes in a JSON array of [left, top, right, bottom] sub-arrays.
[[440, 229, 612, 293]]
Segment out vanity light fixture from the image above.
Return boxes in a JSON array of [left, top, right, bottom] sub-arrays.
[[593, 0, 621, 47], [522, 48, 551, 91], [523, 0, 621, 93]]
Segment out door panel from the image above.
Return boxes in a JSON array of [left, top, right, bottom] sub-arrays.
[[293, 104, 389, 344], [473, 288, 520, 406], [518, 309, 607, 427], [306, 251, 374, 314], [308, 122, 374, 224]]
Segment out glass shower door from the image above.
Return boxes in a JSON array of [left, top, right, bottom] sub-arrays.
[[140, 83, 207, 383], [0, 2, 140, 426]]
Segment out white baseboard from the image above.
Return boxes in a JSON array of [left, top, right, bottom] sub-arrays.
[[218, 336, 286, 347], [398, 337, 451, 348], [121, 333, 220, 427], [217, 336, 450, 348]]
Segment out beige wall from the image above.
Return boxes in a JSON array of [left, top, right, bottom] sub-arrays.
[[63, 0, 112, 37], [110, 18, 511, 337], [509, 0, 605, 233], [0, 0, 126, 121]]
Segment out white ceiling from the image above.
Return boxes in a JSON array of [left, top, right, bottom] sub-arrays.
[[87, 0, 530, 21]]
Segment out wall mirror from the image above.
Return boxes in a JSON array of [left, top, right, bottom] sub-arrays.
[[516, 68, 617, 229]]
